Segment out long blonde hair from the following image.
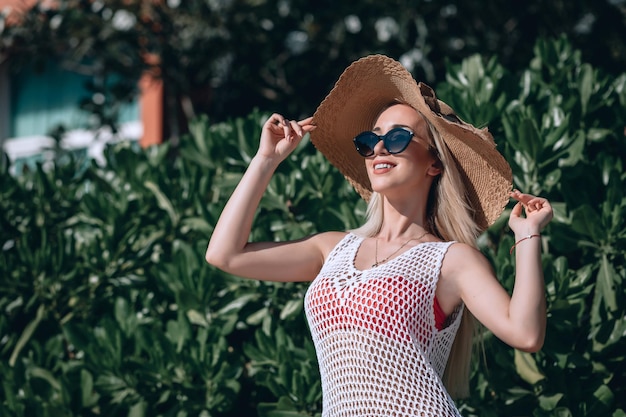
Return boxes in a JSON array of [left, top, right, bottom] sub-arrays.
[[351, 108, 480, 399]]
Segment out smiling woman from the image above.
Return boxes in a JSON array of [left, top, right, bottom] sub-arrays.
[[205, 54, 553, 416]]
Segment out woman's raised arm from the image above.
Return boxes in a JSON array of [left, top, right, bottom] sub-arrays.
[[205, 114, 341, 282], [445, 190, 553, 352]]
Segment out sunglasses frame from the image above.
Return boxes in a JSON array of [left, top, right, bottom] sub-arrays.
[[353, 127, 415, 157]]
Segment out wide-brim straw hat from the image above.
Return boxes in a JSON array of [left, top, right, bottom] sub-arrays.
[[310, 54, 512, 232]]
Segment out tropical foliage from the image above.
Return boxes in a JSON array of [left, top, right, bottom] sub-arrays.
[[1, 37, 625, 417]]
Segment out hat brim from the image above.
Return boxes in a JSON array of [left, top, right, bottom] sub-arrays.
[[310, 54, 512, 231]]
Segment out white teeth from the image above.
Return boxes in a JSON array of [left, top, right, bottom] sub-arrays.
[[375, 163, 394, 169]]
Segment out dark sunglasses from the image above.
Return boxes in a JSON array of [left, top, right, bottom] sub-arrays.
[[353, 127, 415, 157]]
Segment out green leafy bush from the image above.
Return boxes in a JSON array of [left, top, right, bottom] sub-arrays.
[[1, 37, 625, 417]]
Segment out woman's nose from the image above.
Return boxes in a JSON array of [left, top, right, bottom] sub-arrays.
[[372, 139, 388, 155]]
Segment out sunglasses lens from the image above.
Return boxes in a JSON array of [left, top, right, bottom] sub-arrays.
[[353, 132, 379, 157], [384, 128, 413, 154]]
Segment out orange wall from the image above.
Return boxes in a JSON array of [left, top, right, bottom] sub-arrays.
[[0, 0, 57, 24], [0, 0, 39, 12], [139, 71, 164, 147]]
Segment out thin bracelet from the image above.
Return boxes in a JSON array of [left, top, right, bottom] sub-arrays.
[[510, 234, 541, 255]]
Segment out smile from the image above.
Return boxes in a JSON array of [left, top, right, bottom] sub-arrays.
[[374, 163, 395, 170]]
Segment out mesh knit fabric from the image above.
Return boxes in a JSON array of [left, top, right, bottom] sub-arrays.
[[305, 233, 463, 417]]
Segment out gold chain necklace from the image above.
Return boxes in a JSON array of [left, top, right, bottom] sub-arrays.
[[372, 230, 429, 268]]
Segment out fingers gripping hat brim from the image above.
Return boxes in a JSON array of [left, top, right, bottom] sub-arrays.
[[310, 54, 512, 231]]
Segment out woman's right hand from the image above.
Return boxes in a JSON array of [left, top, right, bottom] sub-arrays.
[[258, 114, 316, 162]]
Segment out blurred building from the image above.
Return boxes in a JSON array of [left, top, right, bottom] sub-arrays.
[[0, 0, 163, 172]]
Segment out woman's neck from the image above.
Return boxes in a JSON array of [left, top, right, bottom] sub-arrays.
[[377, 196, 430, 240]]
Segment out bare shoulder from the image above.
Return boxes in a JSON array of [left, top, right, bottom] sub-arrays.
[[310, 231, 348, 259], [436, 242, 497, 308], [441, 242, 494, 279]]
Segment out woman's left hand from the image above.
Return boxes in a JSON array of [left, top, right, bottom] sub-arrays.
[[508, 189, 553, 234]]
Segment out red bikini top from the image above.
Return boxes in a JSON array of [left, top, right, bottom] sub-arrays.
[[434, 296, 447, 330]]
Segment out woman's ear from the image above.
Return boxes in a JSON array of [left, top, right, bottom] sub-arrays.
[[427, 160, 442, 177]]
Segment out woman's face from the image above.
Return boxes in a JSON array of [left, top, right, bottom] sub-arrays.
[[365, 104, 441, 196]]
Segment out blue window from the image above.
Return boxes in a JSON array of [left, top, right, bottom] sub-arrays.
[[9, 61, 139, 138]]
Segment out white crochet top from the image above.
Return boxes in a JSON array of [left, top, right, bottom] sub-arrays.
[[304, 233, 463, 417]]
